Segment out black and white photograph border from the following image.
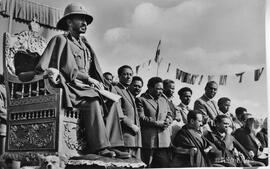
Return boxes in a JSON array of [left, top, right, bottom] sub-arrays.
[[0, 0, 269, 168]]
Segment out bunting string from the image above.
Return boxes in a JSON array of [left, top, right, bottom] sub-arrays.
[[133, 41, 264, 85]]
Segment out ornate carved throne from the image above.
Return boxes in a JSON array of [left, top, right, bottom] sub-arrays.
[[2, 20, 146, 169], [2, 21, 83, 163]]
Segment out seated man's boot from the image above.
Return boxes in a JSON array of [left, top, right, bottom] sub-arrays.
[[97, 148, 116, 158], [110, 149, 131, 159]]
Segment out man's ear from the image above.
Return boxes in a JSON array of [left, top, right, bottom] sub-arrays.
[[66, 19, 72, 27]]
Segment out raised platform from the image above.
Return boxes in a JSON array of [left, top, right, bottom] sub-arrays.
[[66, 154, 146, 169], [1, 153, 146, 169]]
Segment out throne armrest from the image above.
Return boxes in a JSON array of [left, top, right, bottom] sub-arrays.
[[7, 71, 45, 84]]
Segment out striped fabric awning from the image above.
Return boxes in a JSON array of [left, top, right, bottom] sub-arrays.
[[0, 0, 62, 29]]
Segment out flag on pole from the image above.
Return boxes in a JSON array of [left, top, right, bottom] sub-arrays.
[[148, 59, 152, 71], [136, 65, 140, 75], [198, 75, 204, 85], [148, 59, 152, 66], [167, 63, 171, 72], [254, 67, 264, 81], [154, 40, 161, 63], [189, 74, 199, 85]]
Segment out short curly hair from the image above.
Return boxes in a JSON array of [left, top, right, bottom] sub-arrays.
[[178, 87, 192, 96], [147, 77, 163, 89]]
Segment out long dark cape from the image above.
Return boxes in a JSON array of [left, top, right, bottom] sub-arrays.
[[173, 125, 212, 167], [35, 34, 104, 108]]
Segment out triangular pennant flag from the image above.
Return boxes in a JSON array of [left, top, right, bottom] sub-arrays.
[[198, 75, 204, 85], [254, 67, 264, 81], [154, 40, 161, 63], [180, 70, 186, 82], [167, 63, 171, 72], [235, 72, 245, 83], [176, 68, 181, 80], [189, 74, 199, 85], [183, 72, 191, 83], [219, 75, 227, 85], [148, 59, 152, 66], [181, 71, 187, 82], [148, 59, 152, 71], [136, 65, 140, 75]]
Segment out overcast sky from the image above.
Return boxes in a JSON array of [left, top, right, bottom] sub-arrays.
[[35, 0, 268, 118]]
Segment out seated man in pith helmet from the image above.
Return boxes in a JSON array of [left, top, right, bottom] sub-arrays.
[[35, 3, 130, 159]]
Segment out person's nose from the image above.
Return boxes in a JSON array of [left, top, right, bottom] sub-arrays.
[[81, 19, 87, 25]]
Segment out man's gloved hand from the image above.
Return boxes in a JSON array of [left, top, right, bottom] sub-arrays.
[[156, 121, 168, 129], [130, 124, 140, 134], [87, 77, 104, 90], [45, 68, 60, 84]]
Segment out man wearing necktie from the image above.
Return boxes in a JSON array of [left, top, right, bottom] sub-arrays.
[[114, 65, 142, 159], [194, 81, 221, 132]]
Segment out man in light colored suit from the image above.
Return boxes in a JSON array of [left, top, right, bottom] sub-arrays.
[[194, 81, 220, 132], [137, 77, 173, 167], [114, 65, 141, 159]]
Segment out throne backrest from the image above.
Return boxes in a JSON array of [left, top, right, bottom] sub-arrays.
[[3, 21, 48, 102], [4, 30, 47, 76]]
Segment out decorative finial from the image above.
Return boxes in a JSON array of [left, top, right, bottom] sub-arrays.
[[28, 16, 40, 33]]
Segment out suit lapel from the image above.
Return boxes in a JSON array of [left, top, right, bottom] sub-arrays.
[[144, 94, 158, 111], [157, 97, 164, 120], [127, 89, 137, 108], [211, 100, 219, 115], [117, 83, 134, 107], [203, 96, 218, 117], [249, 133, 260, 148]]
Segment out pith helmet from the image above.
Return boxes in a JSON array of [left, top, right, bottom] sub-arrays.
[[56, 3, 93, 31]]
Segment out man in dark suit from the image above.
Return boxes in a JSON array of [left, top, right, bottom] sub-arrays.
[[233, 107, 247, 130], [205, 115, 264, 167], [194, 81, 220, 132], [137, 77, 173, 167], [234, 118, 268, 165], [172, 110, 220, 167], [163, 79, 176, 117], [114, 65, 141, 159], [103, 72, 114, 84]]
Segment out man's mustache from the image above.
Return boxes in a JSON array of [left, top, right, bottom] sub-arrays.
[[81, 23, 87, 27]]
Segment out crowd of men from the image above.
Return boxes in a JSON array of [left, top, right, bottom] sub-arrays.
[[0, 3, 268, 168], [101, 68, 268, 167]]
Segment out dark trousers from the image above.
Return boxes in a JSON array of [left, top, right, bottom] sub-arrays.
[[141, 148, 171, 168], [0, 136, 5, 155], [80, 98, 124, 153]]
